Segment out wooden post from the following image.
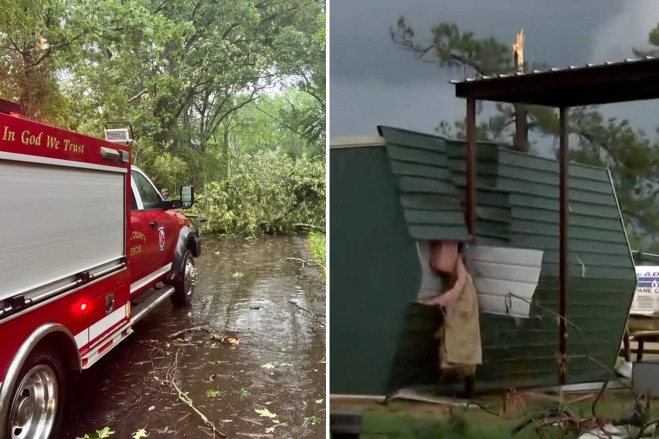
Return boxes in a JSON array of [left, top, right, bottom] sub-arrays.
[[558, 106, 569, 384], [464, 97, 477, 398], [465, 98, 476, 235]]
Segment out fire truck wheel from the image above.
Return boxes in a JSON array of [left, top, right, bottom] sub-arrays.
[[171, 250, 196, 307], [6, 348, 66, 439]]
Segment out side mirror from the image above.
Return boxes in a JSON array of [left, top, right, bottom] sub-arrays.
[[180, 185, 194, 209]]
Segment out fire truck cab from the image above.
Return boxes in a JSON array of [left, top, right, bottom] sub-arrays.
[[0, 100, 201, 439]]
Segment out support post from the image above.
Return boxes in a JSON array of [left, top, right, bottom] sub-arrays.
[[558, 106, 569, 385], [465, 98, 476, 235], [464, 97, 477, 399]]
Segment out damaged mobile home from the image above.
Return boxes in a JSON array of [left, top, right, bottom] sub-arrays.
[[329, 57, 659, 397]]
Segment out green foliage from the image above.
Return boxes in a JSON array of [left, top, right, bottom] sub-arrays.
[[0, 0, 81, 124], [0, 0, 326, 238], [216, 89, 323, 161], [307, 232, 326, 277], [271, 8, 326, 151], [194, 150, 325, 237], [391, 18, 659, 249]]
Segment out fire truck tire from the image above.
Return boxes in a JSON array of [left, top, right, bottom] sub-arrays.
[[5, 347, 66, 439], [170, 250, 196, 307]]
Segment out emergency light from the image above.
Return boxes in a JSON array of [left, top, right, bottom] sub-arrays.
[[104, 128, 132, 145]]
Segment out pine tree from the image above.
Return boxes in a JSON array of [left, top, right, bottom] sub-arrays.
[[390, 18, 659, 249]]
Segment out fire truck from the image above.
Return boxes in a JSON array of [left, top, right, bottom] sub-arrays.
[[0, 99, 201, 439]]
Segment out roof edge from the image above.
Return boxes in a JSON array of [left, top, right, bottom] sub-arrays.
[[330, 135, 384, 149]]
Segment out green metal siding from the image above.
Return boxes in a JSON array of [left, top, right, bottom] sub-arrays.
[[445, 139, 512, 245], [378, 126, 469, 242], [330, 127, 637, 396], [329, 144, 422, 395], [476, 149, 635, 390]]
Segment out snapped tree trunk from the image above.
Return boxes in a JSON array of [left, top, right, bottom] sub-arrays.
[[513, 103, 529, 153]]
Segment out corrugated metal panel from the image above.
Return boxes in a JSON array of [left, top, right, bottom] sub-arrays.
[[330, 143, 426, 395], [466, 245, 544, 319], [445, 140, 511, 244], [475, 189, 512, 244], [476, 148, 636, 389], [382, 130, 636, 393], [378, 126, 469, 241], [329, 127, 636, 396]]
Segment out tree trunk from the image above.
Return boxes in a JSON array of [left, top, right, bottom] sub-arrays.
[[513, 103, 529, 152], [220, 126, 230, 180]]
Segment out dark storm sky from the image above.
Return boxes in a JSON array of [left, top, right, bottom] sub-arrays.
[[329, 0, 659, 140]]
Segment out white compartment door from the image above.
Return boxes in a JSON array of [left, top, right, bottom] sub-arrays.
[[0, 159, 126, 302]]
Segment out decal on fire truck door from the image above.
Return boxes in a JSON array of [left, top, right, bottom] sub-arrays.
[[158, 226, 166, 252]]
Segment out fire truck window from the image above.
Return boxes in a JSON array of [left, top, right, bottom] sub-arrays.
[[131, 193, 138, 211], [133, 171, 161, 209]]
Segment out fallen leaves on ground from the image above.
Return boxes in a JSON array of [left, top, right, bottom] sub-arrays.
[[261, 361, 292, 369], [255, 408, 277, 419], [76, 427, 115, 439], [131, 428, 149, 439], [210, 333, 240, 347]]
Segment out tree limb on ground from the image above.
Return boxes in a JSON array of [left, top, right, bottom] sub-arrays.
[[286, 256, 319, 267], [173, 374, 226, 437], [169, 325, 224, 339], [293, 223, 325, 233], [288, 300, 325, 327]]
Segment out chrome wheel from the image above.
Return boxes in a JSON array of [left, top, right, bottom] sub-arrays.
[[183, 257, 197, 299], [8, 364, 58, 439]]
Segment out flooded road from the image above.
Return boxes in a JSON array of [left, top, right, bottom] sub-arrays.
[[60, 236, 326, 439]]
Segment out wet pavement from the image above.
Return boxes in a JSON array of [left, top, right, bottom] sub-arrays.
[[60, 236, 326, 439]]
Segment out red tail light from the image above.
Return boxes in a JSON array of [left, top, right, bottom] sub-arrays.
[[73, 299, 90, 315]]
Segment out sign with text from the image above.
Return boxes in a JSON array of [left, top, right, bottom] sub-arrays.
[[630, 266, 659, 316], [0, 112, 129, 168]]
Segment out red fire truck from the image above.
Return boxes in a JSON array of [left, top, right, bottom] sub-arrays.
[[0, 99, 201, 439]]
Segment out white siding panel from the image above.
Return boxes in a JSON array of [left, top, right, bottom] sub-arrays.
[[0, 161, 125, 301], [466, 245, 544, 319]]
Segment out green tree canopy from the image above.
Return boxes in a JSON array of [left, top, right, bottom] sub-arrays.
[[0, 0, 326, 237]]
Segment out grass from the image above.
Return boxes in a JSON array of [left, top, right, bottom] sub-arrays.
[[359, 412, 517, 439], [332, 389, 659, 439], [307, 231, 326, 277], [333, 399, 524, 439]]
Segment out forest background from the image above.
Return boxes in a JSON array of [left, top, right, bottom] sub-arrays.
[[0, 0, 326, 245]]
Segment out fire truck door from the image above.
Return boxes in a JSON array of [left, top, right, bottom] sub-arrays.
[[129, 193, 159, 287], [131, 171, 183, 271], [146, 208, 178, 271], [157, 209, 180, 264]]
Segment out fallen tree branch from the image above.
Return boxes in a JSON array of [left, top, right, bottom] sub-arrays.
[[288, 300, 325, 327], [169, 325, 239, 347], [286, 257, 318, 267], [172, 378, 226, 437], [168, 348, 226, 437], [293, 223, 325, 233], [169, 325, 224, 339]]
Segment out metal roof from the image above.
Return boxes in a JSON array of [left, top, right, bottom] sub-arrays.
[[452, 56, 659, 107], [329, 135, 384, 149]]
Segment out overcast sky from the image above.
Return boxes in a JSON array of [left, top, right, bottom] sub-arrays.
[[329, 0, 659, 142]]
